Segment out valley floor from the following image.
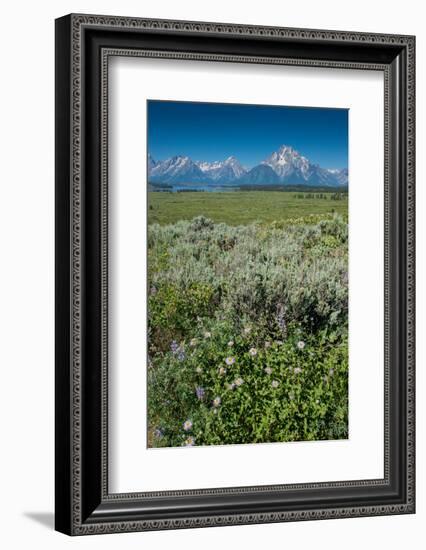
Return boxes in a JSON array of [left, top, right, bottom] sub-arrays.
[[148, 191, 348, 226]]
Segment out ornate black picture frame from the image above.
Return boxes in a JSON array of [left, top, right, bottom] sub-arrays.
[[55, 13, 415, 535]]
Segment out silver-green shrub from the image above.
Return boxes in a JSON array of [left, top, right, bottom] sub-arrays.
[[147, 215, 348, 447]]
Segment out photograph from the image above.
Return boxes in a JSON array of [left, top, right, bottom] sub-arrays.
[[50, 8, 415, 539], [146, 100, 349, 449]]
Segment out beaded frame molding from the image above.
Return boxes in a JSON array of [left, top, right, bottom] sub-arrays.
[[55, 14, 415, 536]]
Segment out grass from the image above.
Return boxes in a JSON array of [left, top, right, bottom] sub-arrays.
[[148, 191, 348, 226]]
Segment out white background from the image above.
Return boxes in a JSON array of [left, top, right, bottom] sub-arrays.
[[0, 0, 423, 548], [110, 58, 384, 493]]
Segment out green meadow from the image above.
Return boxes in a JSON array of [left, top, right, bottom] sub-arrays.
[[148, 191, 348, 226]]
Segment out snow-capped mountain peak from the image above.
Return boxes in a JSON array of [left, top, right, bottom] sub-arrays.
[[194, 156, 247, 182], [262, 145, 310, 178], [259, 145, 347, 186], [222, 156, 247, 178], [149, 155, 209, 184]]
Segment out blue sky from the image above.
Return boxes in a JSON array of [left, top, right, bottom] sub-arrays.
[[147, 100, 348, 170]]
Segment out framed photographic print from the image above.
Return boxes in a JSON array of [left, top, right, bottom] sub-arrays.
[[55, 14, 415, 535]]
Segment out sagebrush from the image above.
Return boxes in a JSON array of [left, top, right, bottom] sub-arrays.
[[147, 214, 348, 447]]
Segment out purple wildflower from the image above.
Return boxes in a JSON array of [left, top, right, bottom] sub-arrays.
[[195, 386, 205, 400]]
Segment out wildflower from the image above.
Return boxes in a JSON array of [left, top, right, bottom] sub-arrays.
[[183, 420, 193, 432], [177, 349, 186, 362], [227, 340, 234, 347], [154, 428, 163, 439], [204, 331, 211, 339], [234, 377, 244, 387], [195, 366, 203, 374], [275, 340, 283, 346], [218, 366, 227, 376], [249, 347, 258, 357], [150, 286, 157, 295], [190, 338, 198, 347], [329, 368, 335, 377], [293, 367, 302, 374], [213, 396, 221, 407], [170, 340, 179, 353], [264, 366, 273, 375], [225, 356, 235, 366], [264, 341, 271, 349], [243, 326, 251, 335], [184, 436, 195, 447], [227, 382, 236, 390], [271, 380, 279, 388], [297, 340, 306, 350], [195, 386, 205, 400]]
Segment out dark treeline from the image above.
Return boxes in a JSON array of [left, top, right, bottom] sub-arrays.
[[237, 184, 348, 193], [293, 193, 347, 200]]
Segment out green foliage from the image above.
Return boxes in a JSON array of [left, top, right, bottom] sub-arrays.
[[147, 214, 349, 448], [149, 282, 215, 352], [148, 322, 348, 447]]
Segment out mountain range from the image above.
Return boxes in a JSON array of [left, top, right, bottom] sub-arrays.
[[148, 145, 348, 187]]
